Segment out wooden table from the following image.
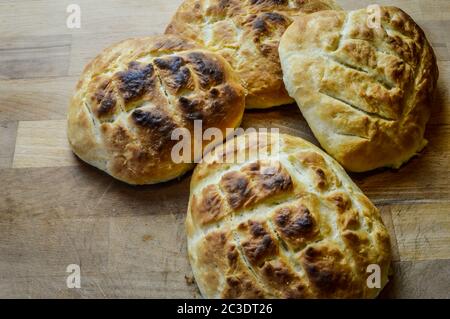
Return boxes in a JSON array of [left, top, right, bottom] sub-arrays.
[[0, 0, 449, 298]]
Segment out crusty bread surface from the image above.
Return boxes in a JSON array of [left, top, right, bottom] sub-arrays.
[[68, 35, 245, 185], [187, 132, 391, 298], [279, 7, 439, 172], [166, 0, 341, 109]]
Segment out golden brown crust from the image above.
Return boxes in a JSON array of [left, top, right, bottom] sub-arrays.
[[187, 132, 392, 298], [219, 160, 293, 210], [279, 7, 439, 172], [165, 0, 341, 109], [67, 35, 245, 184]]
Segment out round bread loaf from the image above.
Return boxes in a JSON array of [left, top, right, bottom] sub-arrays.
[[67, 35, 245, 185], [187, 132, 391, 298], [279, 7, 439, 172], [165, 0, 341, 109]]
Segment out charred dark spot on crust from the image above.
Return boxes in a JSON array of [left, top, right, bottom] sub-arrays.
[[262, 171, 291, 192], [173, 67, 191, 89], [192, 185, 226, 225], [242, 221, 276, 266], [210, 87, 220, 97], [275, 212, 288, 226], [315, 168, 325, 180], [250, 0, 287, 5], [260, 43, 278, 57], [226, 177, 250, 209], [252, 12, 289, 34], [342, 230, 366, 247], [226, 277, 240, 288], [301, 246, 352, 294], [222, 84, 240, 103], [253, 18, 267, 33], [247, 162, 260, 172], [210, 86, 234, 113], [250, 222, 267, 237], [178, 96, 204, 121], [207, 85, 239, 122], [390, 60, 407, 81], [178, 96, 194, 108], [260, 166, 292, 192], [154, 56, 185, 72], [221, 162, 292, 210], [304, 246, 318, 258], [294, 214, 314, 231], [131, 108, 176, 144], [328, 193, 351, 212], [240, 161, 293, 203], [116, 63, 154, 102], [275, 206, 315, 238], [220, 172, 253, 210], [154, 56, 191, 91], [265, 12, 288, 23], [315, 168, 327, 189], [303, 264, 338, 291], [93, 82, 117, 116], [227, 245, 239, 264], [187, 52, 225, 88], [211, 100, 225, 113], [97, 94, 116, 115], [132, 109, 158, 127], [387, 35, 416, 63]]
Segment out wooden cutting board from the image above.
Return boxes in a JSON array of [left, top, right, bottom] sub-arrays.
[[0, 0, 449, 298]]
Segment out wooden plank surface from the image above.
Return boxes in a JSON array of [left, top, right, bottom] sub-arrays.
[[13, 120, 76, 168], [0, 0, 449, 298]]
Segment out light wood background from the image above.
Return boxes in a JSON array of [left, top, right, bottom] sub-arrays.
[[0, 0, 449, 298]]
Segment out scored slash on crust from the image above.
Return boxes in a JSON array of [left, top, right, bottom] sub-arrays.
[[165, 0, 342, 108], [67, 35, 246, 185], [186, 132, 392, 298], [279, 7, 438, 172]]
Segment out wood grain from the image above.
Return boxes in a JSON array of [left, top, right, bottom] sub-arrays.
[[0, 121, 17, 168], [0, 0, 449, 299], [0, 77, 77, 121], [380, 259, 450, 299], [0, 35, 71, 80], [351, 124, 450, 204], [10, 113, 450, 202], [391, 204, 450, 261], [13, 120, 76, 168]]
